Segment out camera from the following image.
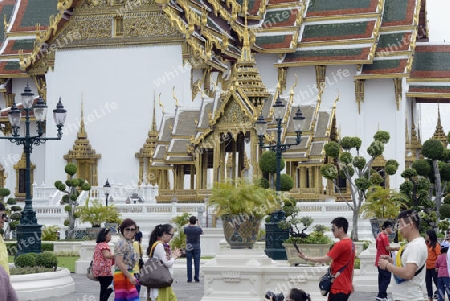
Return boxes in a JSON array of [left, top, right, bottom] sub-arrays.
[[265, 291, 284, 301]]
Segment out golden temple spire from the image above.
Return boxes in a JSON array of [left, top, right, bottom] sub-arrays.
[[240, 0, 252, 62], [151, 91, 157, 133], [432, 103, 447, 146], [78, 93, 87, 139]]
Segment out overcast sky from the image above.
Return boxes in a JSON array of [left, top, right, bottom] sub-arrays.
[[419, 0, 450, 141]]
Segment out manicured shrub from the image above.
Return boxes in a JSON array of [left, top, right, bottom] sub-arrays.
[[36, 251, 57, 269], [41, 243, 54, 252], [15, 253, 36, 268]]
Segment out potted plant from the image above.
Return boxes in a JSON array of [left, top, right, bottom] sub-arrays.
[[208, 177, 281, 249], [360, 185, 408, 241], [279, 207, 333, 266], [78, 199, 122, 239]]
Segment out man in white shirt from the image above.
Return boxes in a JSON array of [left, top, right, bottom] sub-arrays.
[[378, 210, 427, 301]]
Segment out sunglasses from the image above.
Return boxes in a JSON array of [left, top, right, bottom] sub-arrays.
[[1, 214, 7, 220], [124, 228, 136, 232], [165, 232, 174, 237]]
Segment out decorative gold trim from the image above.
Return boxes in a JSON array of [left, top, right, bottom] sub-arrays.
[[13, 152, 35, 198], [315, 65, 326, 89], [393, 78, 402, 111], [407, 78, 450, 82], [278, 68, 287, 94], [355, 79, 365, 114], [405, 92, 450, 98]]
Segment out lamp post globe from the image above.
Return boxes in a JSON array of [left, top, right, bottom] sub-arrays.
[[104, 179, 111, 207]]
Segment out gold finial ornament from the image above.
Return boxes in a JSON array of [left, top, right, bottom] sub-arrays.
[[158, 92, 167, 114], [173, 86, 180, 107]]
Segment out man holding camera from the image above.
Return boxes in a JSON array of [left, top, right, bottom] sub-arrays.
[[375, 221, 399, 301], [184, 215, 203, 283], [297, 217, 355, 301]]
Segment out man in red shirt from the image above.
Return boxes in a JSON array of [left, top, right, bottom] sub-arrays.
[[297, 217, 355, 301], [375, 221, 399, 301]]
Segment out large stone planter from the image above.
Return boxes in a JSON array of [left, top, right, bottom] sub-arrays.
[[283, 243, 333, 266], [369, 218, 397, 242], [11, 267, 74, 300], [221, 214, 261, 249]]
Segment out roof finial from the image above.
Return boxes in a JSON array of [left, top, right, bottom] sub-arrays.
[[173, 86, 180, 108], [240, 0, 252, 62], [78, 93, 87, 139], [151, 91, 157, 132]]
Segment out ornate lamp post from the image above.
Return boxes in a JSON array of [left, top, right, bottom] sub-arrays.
[[255, 97, 305, 191], [0, 84, 66, 254], [104, 179, 110, 207], [256, 96, 305, 260]]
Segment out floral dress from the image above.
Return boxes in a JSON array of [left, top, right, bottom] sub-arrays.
[[93, 242, 113, 277]]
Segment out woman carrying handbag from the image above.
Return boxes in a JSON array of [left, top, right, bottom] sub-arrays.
[[147, 224, 181, 301]]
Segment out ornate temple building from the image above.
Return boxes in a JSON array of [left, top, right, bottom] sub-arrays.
[[0, 0, 449, 203]]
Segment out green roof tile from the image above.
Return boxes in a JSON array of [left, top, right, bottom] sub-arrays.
[[308, 0, 372, 12], [413, 52, 450, 71], [255, 35, 289, 45], [362, 59, 401, 71], [5, 61, 20, 71], [377, 33, 407, 49], [286, 48, 363, 59], [0, 5, 14, 41], [11, 39, 35, 51], [20, 0, 59, 28], [302, 22, 369, 39], [382, 0, 408, 24]]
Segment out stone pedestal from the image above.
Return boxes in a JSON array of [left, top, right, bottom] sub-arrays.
[[201, 248, 328, 301], [355, 242, 400, 292]]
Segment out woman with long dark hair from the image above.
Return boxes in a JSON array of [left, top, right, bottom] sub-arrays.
[[425, 228, 441, 301], [93, 228, 114, 301], [147, 224, 181, 301], [114, 218, 139, 301]]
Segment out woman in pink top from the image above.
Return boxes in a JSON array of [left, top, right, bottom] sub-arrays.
[[435, 242, 450, 301], [93, 228, 115, 301]]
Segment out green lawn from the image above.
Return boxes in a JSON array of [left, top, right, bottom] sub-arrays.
[[9, 255, 79, 273]]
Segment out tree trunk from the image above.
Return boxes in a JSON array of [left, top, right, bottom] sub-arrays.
[[433, 160, 442, 219]]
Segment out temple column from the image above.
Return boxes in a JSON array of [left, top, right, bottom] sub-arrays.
[[220, 135, 226, 182], [213, 133, 220, 183], [300, 167, 307, 189], [232, 137, 237, 180], [202, 151, 208, 189], [190, 165, 195, 189]]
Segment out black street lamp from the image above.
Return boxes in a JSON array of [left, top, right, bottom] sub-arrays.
[[257, 97, 305, 261], [256, 96, 305, 191], [0, 84, 66, 254], [104, 179, 110, 207]]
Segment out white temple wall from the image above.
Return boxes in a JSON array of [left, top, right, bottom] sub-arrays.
[[43, 44, 189, 190]]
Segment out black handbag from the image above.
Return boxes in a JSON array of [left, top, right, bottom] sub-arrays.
[[319, 268, 334, 296], [319, 242, 354, 296], [139, 257, 173, 288], [86, 259, 98, 281]]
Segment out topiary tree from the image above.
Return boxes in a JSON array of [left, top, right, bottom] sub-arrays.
[[421, 139, 447, 218], [7, 197, 21, 236], [36, 251, 58, 269], [280, 174, 294, 191], [320, 130, 399, 241], [259, 151, 285, 190], [55, 163, 91, 239]]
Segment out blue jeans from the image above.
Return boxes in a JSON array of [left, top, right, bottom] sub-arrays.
[[377, 267, 392, 299], [186, 248, 201, 282], [437, 277, 450, 301]]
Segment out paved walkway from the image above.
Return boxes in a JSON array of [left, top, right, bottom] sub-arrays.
[[42, 270, 385, 301]]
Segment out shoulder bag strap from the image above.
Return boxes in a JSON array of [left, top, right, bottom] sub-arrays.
[[150, 241, 161, 257], [335, 242, 355, 277]]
